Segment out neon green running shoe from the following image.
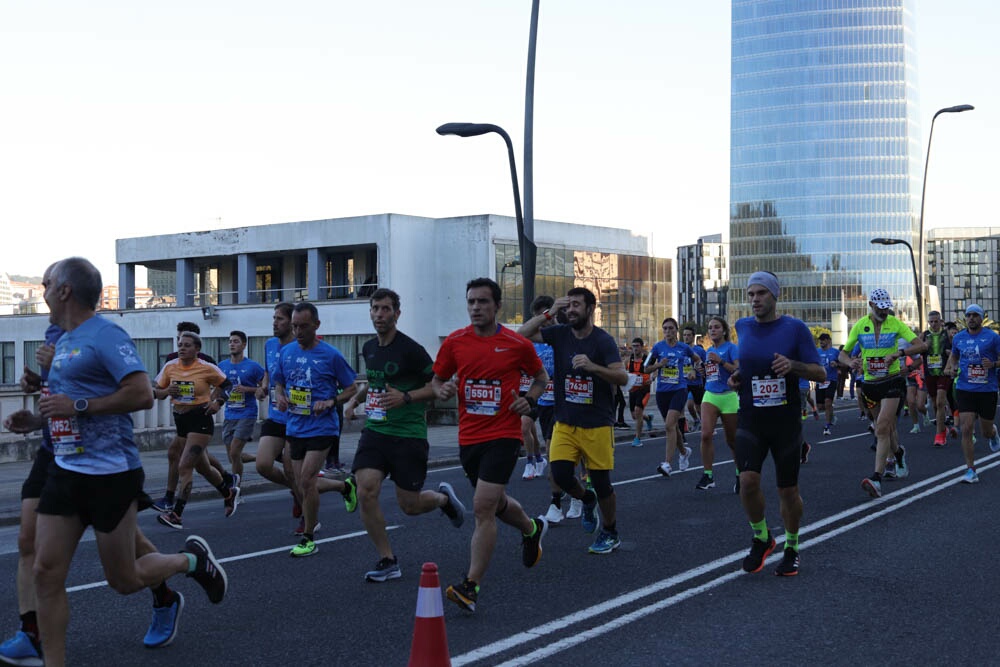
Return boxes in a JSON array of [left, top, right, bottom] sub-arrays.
[[290, 539, 317, 558], [342, 476, 358, 513]]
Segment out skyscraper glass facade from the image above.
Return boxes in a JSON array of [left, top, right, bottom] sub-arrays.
[[730, 0, 922, 327]]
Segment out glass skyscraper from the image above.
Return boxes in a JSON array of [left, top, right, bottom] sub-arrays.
[[729, 0, 922, 328]]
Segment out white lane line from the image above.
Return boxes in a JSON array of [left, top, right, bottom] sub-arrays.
[[65, 527, 398, 594], [451, 455, 1000, 666]]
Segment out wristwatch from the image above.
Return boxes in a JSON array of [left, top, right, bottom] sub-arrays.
[[524, 395, 538, 409], [403, 391, 412, 404], [74, 398, 89, 415]]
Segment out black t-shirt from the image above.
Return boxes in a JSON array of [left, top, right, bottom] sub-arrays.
[[541, 324, 622, 428], [361, 331, 434, 438]]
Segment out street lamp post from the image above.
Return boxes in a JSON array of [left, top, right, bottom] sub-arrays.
[[917, 104, 974, 330], [871, 237, 921, 326], [436, 122, 537, 320]]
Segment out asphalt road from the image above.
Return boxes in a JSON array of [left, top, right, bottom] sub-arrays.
[[0, 402, 996, 666]]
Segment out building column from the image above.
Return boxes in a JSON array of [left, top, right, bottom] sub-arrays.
[[238, 254, 255, 304], [176, 258, 194, 307], [307, 248, 321, 302], [118, 263, 136, 310]]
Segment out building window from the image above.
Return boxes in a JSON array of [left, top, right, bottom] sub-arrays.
[[256, 262, 282, 304], [1, 342, 14, 384]]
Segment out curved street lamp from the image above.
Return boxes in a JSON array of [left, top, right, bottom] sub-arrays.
[[871, 237, 921, 326], [436, 122, 536, 320], [917, 104, 974, 330]]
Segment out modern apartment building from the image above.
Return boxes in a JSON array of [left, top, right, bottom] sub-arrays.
[[928, 227, 1000, 321], [676, 234, 729, 326]]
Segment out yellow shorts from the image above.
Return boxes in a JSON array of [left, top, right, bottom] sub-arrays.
[[549, 422, 614, 471]]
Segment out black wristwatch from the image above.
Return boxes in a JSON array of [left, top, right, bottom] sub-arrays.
[[403, 391, 412, 405], [74, 398, 89, 415], [524, 395, 537, 409]]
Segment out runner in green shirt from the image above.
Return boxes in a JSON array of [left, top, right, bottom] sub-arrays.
[[344, 288, 466, 582]]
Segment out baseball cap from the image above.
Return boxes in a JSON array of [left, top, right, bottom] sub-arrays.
[[869, 288, 893, 310], [965, 304, 985, 317]]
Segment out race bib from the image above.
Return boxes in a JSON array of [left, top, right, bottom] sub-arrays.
[[751, 377, 787, 407], [365, 388, 388, 421], [174, 381, 195, 403], [289, 385, 312, 415], [818, 381, 831, 389], [866, 357, 888, 378], [518, 374, 533, 393], [227, 390, 245, 409], [661, 366, 679, 384], [541, 381, 555, 403], [269, 386, 277, 407], [465, 378, 502, 415], [968, 364, 988, 384], [565, 375, 594, 404], [927, 355, 942, 370], [49, 416, 84, 456], [704, 362, 720, 383]]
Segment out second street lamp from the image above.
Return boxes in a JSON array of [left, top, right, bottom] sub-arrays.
[[871, 237, 921, 327], [436, 122, 536, 321]]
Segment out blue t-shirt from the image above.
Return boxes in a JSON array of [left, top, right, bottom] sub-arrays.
[[540, 324, 621, 428], [734, 315, 821, 416], [273, 340, 358, 437], [817, 346, 841, 384], [218, 357, 266, 420], [39, 324, 65, 453], [683, 345, 707, 387], [48, 316, 146, 474], [265, 337, 293, 424], [951, 328, 1000, 393], [534, 342, 556, 407], [647, 340, 698, 393], [704, 341, 738, 394]]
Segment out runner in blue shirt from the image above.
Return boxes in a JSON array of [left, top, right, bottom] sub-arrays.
[[217, 330, 265, 489], [943, 304, 1000, 483], [645, 318, 701, 477], [696, 316, 739, 492], [816, 333, 841, 435], [273, 301, 359, 557], [681, 325, 708, 432]]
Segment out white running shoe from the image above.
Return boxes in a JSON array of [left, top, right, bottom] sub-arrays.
[[534, 457, 548, 477], [544, 502, 564, 524], [678, 448, 691, 472], [566, 498, 583, 519], [521, 462, 536, 480], [657, 462, 672, 477]]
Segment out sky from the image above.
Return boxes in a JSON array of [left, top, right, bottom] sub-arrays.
[[1, 1, 996, 284]]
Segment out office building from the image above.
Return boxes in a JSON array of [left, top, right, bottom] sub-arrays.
[[676, 234, 729, 326], [928, 227, 1000, 321]]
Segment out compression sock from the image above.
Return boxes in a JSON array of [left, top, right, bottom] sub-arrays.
[[785, 531, 800, 552], [523, 518, 539, 538], [173, 498, 187, 517], [704, 470, 714, 478], [215, 480, 229, 496], [750, 518, 769, 542], [151, 581, 175, 607], [164, 490, 175, 504], [19, 611, 38, 640], [184, 552, 197, 573]]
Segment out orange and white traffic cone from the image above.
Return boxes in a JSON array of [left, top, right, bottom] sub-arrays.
[[408, 562, 451, 667]]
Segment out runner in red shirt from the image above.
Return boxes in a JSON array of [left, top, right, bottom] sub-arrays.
[[431, 278, 549, 613]]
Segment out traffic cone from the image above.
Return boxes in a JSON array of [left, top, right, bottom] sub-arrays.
[[408, 562, 451, 667]]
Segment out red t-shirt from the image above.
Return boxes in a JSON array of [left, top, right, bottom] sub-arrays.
[[433, 325, 543, 446]]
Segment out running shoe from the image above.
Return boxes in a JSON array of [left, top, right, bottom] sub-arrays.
[[365, 556, 401, 582], [800, 441, 811, 464], [742, 533, 776, 573], [801, 410, 808, 421], [989, 432, 1000, 453], [438, 482, 466, 528], [0, 630, 42, 666], [143, 591, 184, 648], [933, 432, 947, 447], [521, 516, 548, 568], [446, 579, 479, 613], [774, 547, 800, 577], [923, 414, 933, 427], [895, 446, 909, 478], [678, 448, 691, 472], [588, 530, 622, 555], [290, 538, 318, 558], [342, 475, 358, 513], [535, 457, 548, 477], [695, 473, 715, 490], [656, 462, 672, 477], [961, 468, 980, 484], [813, 411, 820, 421], [566, 498, 583, 519], [230, 472, 241, 491], [861, 476, 882, 498], [521, 461, 536, 480], [544, 502, 564, 524], [184, 535, 227, 603], [945, 414, 955, 426], [223, 486, 240, 518], [631, 437, 643, 448], [883, 460, 897, 479], [948, 426, 958, 439], [909, 424, 921, 434], [293, 520, 321, 537], [157, 511, 183, 530], [581, 497, 599, 534], [614, 421, 630, 429], [822, 425, 831, 436], [644, 414, 653, 430], [151, 496, 174, 513]]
